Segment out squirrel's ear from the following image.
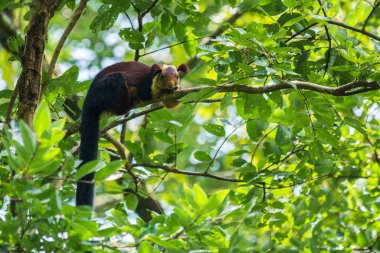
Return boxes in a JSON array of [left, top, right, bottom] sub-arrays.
[[151, 64, 162, 76], [177, 64, 189, 74]]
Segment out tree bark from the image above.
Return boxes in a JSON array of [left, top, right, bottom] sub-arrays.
[[17, 0, 60, 126], [12, 0, 61, 217]]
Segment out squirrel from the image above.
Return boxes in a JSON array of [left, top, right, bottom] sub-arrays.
[[76, 61, 189, 207]]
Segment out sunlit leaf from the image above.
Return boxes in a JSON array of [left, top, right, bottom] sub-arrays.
[[34, 100, 51, 138]]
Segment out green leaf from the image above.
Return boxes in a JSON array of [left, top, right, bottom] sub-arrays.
[[46, 118, 66, 145], [208, 190, 229, 207], [221, 92, 233, 110], [0, 1, 12, 10], [13, 141, 30, 165], [19, 121, 36, 153], [0, 89, 13, 99], [6, 36, 19, 53], [90, 4, 121, 32], [49, 66, 79, 94], [197, 78, 218, 86], [174, 22, 186, 41], [263, 141, 282, 161], [260, 0, 287, 16], [193, 184, 208, 206], [183, 35, 198, 56], [283, 0, 299, 8], [154, 131, 173, 144], [193, 151, 211, 161], [309, 140, 324, 160], [238, 63, 255, 75], [344, 117, 368, 136], [247, 120, 268, 141], [310, 14, 331, 23], [231, 158, 247, 167], [275, 125, 291, 145], [125, 194, 138, 211], [203, 123, 225, 137], [267, 92, 283, 107], [199, 45, 219, 53], [75, 160, 104, 180], [371, 38, 380, 53], [317, 129, 339, 148], [283, 16, 304, 27], [296, 51, 311, 68], [315, 159, 333, 175], [119, 28, 145, 49], [95, 160, 123, 180], [34, 100, 51, 137], [337, 48, 357, 63], [160, 13, 175, 34], [138, 241, 156, 253], [110, 210, 130, 227]]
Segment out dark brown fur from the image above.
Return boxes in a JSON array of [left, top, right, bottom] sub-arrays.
[[76, 61, 189, 207]]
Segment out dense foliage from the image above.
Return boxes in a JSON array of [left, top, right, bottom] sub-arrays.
[[0, 0, 379, 252]]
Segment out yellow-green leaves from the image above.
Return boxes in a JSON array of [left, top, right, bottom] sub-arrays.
[[34, 100, 51, 137], [193, 184, 208, 207]]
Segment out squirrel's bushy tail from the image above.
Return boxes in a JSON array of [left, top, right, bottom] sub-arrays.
[[75, 109, 99, 207]]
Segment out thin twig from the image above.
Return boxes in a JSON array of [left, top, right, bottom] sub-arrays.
[[362, 2, 380, 31], [206, 120, 249, 173], [102, 104, 163, 135], [318, 0, 332, 77], [133, 0, 160, 61], [140, 37, 204, 57], [124, 11, 134, 29], [141, 0, 160, 18], [48, 0, 88, 79], [299, 90, 316, 137], [261, 145, 307, 172], [250, 125, 279, 163], [285, 23, 318, 43], [104, 132, 139, 190], [119, 120, 128, 144], [327, 19, 380, 41], [5, 79, 20, 124]]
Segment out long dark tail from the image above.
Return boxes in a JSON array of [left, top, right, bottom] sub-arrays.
[[75, 73, 130, 206], [76, 109, 100, 206]]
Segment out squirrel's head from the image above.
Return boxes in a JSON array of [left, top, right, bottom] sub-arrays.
[[151, 63, 189, 91]]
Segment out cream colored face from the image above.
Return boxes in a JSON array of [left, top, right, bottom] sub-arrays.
[[158, 65, 180, 90]]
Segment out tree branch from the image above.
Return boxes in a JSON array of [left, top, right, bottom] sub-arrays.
[[285, 22, 318, 43], [140, 37, 204, 57], [362, 2, 380, 31], [172, 80, 379, 97], [327, 19, 380, 41], [64, 79, 379, 138], [141, 0, 159, 18], [48, 0, 88, 79], [103, 132, 139, 190], [129, 163, 243, 183]]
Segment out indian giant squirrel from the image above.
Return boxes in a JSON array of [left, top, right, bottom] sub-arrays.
[[76, 61, 189, 207]]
